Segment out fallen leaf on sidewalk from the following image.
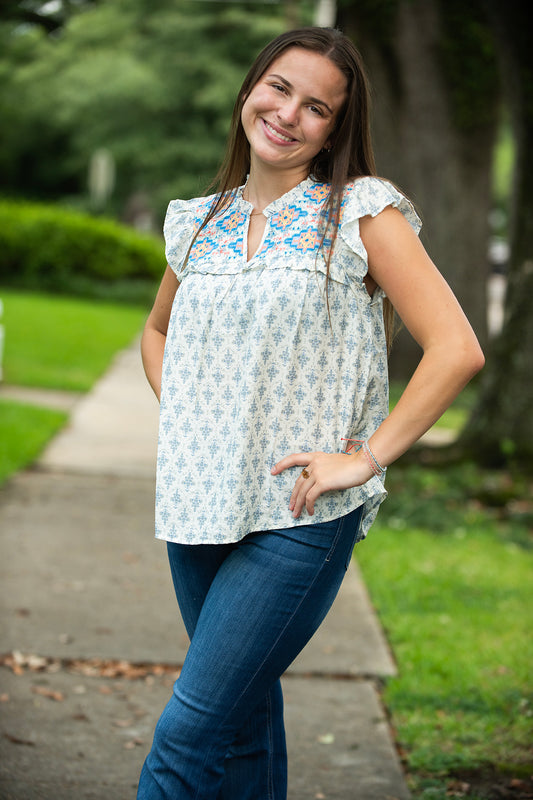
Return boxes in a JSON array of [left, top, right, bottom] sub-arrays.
[[68, 657, 181, 681], [4, 732, 35, 746], [1, 651, 181, 681], [0, 650, 47, 675], [112, 718, 134, 728], [31, 686, 65, 702], [124, 737, 144, 749], [0, 651, 57, 674]]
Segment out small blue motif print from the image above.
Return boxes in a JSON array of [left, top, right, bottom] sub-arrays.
[[158, 176, 422, 544]]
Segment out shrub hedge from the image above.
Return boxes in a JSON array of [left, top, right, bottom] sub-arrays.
[[0, 200, 165, 300]]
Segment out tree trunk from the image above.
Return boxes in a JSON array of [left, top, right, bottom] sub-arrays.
[[458, 0, 533, 466], [337, 0, 499, 379]]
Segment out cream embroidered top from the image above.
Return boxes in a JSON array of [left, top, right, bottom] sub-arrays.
[[156, 176, 421, 544]]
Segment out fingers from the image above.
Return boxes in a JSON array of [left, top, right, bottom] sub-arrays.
[[292, 472, 320, 518], [271, 453, 317, 518], [288, 465, 316, 518], [272, 455, 314, 516], [272, 451, 370, 519], [271, 453, 312, 475]]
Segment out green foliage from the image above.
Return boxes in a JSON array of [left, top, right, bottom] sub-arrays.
[[0, 200, 164, 299], [356, 464, 533, 788], [0, 0, 92, 35], [1, 289, 147, 391], [0, 399, 68, 485], [492, 119, 515, 214], [0, 0, 291, 219], [380, 461, 532, 547]]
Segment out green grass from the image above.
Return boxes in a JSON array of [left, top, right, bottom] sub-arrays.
[[0, 289, 148, 391], [0, 399, 68, 483], [356, 464, 533, 797], [0, 288, 148, 484], [493, 120, 515, 212]]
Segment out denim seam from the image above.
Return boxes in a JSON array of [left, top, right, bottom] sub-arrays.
[[266, 688, 274, 800], [344, 508, 363, 569], [325, 514, 346, 561]]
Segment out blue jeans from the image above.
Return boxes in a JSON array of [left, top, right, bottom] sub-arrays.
[[137, 505, 363, 800]]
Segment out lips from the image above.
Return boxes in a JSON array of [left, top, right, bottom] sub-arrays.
[[262, 118, 297, 145]]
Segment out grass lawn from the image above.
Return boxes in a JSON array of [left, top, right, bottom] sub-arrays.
[[0, 288, 148, 483], [356, 463, 533, 798], [0, 289, 148, 391], [0, 399, 68, 484]]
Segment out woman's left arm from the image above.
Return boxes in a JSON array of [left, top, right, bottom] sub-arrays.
[[272, 206, 485, 518], [359, 206, 484, 464]]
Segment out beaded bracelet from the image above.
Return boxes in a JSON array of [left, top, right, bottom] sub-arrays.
[[340, 438, 386, 478]]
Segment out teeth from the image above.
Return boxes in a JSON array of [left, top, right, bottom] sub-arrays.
[[264, 121, 294, 143]]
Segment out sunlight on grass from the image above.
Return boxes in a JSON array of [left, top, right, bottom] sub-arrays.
[[0, 289, 147, 391]]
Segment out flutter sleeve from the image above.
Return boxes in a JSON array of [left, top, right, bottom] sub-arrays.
[[339, 177, 422, 279], [163, 198, 200, 281]]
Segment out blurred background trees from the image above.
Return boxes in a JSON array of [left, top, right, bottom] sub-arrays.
[[338, 0, 500, 371], [0, 0, 531, 464], [336, 0, 533, 464], [0, 0, 290, 217]]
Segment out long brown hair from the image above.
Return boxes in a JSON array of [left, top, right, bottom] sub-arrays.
[[188, 27, 396, 350]]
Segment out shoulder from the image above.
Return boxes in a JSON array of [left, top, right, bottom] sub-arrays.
[[163, 193, 220, 277], [165, 192, 217, 228], [341, 177, 421, 233]]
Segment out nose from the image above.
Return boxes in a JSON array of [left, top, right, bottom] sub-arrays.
[[277, 99, 299, 127]]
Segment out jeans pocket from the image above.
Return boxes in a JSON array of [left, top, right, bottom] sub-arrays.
[[324, 505, 363, 568]]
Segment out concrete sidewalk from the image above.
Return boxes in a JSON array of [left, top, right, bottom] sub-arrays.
[[0, 341, 410, 799]]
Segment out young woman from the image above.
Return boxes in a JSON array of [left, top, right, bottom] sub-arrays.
[[138, 26, 484, 799]]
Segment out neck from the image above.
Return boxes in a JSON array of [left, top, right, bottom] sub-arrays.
[[244, 161, 309, 209]]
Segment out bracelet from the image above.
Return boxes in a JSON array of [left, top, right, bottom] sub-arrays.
[[341, 438, 386, 478], [363, 441, 385, 477], [340, 438, 364, 455]]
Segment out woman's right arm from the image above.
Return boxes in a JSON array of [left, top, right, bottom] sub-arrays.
[[141, 264, 180, 402]]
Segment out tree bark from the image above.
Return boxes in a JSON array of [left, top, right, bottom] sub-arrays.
[[337, 0, 499, 379], [458, 0, 533, 466]]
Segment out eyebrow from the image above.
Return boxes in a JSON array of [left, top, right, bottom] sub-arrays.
[[267, 73, 334, 114]]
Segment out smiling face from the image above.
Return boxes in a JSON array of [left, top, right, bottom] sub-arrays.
[[241, 47, 347, 180]]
